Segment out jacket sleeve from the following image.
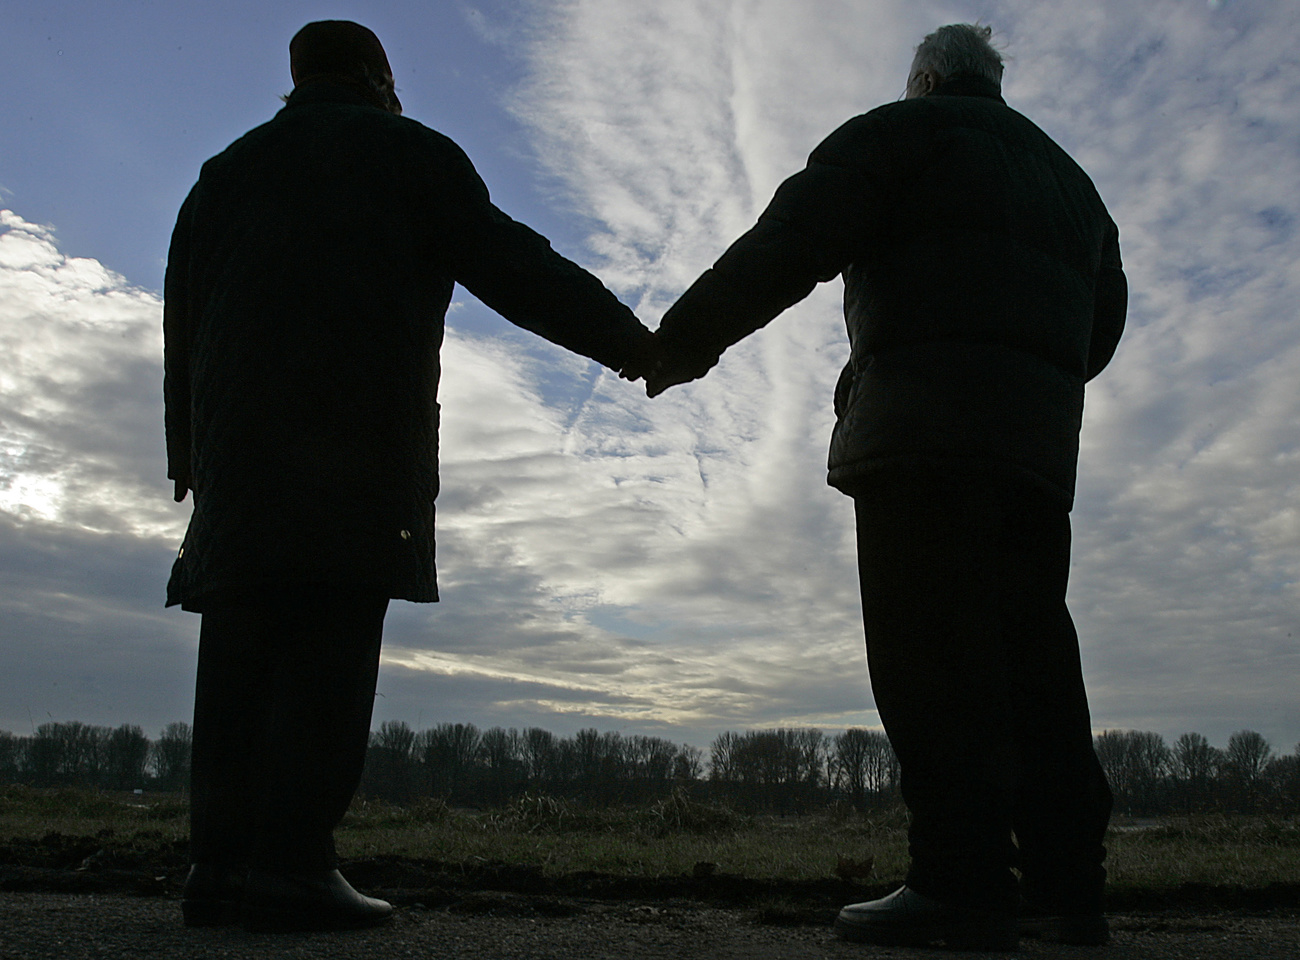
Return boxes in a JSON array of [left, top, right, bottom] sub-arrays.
[[163, 190, 196, 487], [1086, 218, 1127, 381], [655, 154, 866, 366], [442, 151, 650, 371]]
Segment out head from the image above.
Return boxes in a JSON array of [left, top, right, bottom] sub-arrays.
[[289, 20, 402, 114], [905, 23, 1004, 99]]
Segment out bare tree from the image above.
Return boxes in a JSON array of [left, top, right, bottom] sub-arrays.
[[672, 744, 703, 781], [151, 722, 193, 793], [832, 729, 898, 807], [1095, 730, 1169, 815], [26, 722, 112, 787], [1172, 732, 1218, 782], [1222, 730, 1273, 809], [0, 731, 22, 784], [626, 735, 678, 784], [479, 727, 524, 804], [372, 720, 416, 757], [1169, 732, 1220, 811], [105, 724, 151, 791], [709, 731, 741, 783], [708, 728, 827, 813], [863, 731, 900, 796], [1264, 752, 1300, 810], [1223, 730, 1273, 783], [417, 722, 480, 801], [364, 721, 420, 802], [521, 727, 557, 784]]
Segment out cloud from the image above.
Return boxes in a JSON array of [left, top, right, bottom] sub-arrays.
[[0, 210, 196, 733], [377, 317, 875, 742], [0, 210, 185, 540], [496, 0, 1300, 749], [0, 205, 877, 745], [987, 0, 1300, 745], [3, 0, 1299, 753]]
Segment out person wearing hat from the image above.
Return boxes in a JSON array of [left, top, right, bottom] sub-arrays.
[[165, 21, 655, 931]]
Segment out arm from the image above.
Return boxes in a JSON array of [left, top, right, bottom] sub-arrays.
[[163, 191, 195, 502], [443, 152, 652, 372], [649, 157, 865, 396], [1086, 218, 1127, 381]]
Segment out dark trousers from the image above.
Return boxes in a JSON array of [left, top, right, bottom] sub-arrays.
[[189, 586, 388, 872], [852, 466, 1112, 913]]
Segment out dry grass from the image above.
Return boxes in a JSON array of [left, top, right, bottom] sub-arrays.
[[1105, 814, 1300, 892], [2, 785, 1297, 890], [336, 792, 911, 881]]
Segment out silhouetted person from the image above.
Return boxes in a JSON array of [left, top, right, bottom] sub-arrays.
[[635, 24, 1126, 950], [164, 21, 652, 931]]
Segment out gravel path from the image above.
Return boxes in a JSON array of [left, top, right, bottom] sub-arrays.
[[1, 894, 1298, 959]]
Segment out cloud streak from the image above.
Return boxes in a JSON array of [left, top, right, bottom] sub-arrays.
[[1, 0, 1298, 752], [484, 0, 1300, 748]]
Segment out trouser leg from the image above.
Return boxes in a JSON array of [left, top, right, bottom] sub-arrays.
[[853, 470, 1019, 911], [852, 467, 1110, 912], [189, 587, 388, 872], [1000, 503, 1111, 913], [251, 590, 387, 871], [190, 610, 273, 866]]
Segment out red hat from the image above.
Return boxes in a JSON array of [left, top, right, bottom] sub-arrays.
[[289, 20, 392, 86]]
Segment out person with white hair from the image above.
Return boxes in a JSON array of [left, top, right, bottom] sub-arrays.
[[633, 23, 1126, 950]]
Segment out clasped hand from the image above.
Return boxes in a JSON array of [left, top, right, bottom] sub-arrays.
[[619, 331, 717, 398]]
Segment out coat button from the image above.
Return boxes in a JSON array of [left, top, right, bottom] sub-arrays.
[[399, 530, 411, 540]]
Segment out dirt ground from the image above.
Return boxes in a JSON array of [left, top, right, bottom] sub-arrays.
[[1, 893, 1297, 960]]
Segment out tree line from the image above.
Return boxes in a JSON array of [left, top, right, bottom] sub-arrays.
[[2, 720, 1296, 816], [0, 721, 193, 792], [360, 722, 900, 814], [1095, 729, 1300, 815]]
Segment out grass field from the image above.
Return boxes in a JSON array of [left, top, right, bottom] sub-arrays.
[[2, 785, 1298, 900]]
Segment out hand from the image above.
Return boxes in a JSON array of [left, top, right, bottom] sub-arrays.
[[618, 331, 663, 383], [644, 351, 718, 398]]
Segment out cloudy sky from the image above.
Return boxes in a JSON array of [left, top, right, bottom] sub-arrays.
[[1, 0, 1297, 757]]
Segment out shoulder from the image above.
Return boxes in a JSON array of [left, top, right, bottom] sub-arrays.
[[809, 99, 952, 167], [352, 111, 489, 193], [813, 96, 1082, 174]]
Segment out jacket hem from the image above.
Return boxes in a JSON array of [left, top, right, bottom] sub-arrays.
[[828, 455, 1075, 511]]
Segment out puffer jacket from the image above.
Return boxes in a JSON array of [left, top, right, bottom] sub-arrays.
[[655, 75, 1126, 506], [164, 81, 648, 609]]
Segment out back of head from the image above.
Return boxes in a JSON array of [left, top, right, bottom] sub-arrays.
[[289, 20, 402, 114], [908, 24, 1004, 95]]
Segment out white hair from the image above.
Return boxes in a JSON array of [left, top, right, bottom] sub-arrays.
[[909, 23, 1004, 93]]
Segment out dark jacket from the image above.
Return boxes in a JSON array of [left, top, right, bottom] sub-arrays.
[[164, 82, 648, 609], [656, 76, 1127, 506]]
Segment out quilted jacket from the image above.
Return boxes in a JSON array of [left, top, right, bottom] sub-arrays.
[[655, 76, 1127, 506], [164, 81, 648, 608]]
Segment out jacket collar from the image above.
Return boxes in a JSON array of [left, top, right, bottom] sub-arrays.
[[931, 74, 1006, 104], [281, 79, 385, 112]]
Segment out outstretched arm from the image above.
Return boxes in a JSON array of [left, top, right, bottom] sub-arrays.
[[442, 147, 652, 373], [647, 159, 863, 396]]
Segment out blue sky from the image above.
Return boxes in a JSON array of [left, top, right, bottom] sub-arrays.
[[1, 0, 1297, 757]]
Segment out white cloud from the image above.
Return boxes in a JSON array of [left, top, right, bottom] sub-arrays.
[[0, 210, 185, 540], [3, 0, 1299, 752], [985, 0, 1300, 744], [491, 0, 1300, 749]]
